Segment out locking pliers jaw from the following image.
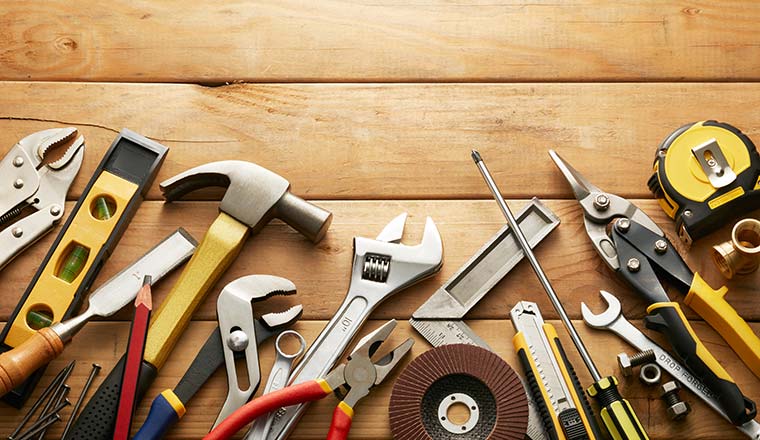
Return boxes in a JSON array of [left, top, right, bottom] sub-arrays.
[[0, 127, 84, 269]]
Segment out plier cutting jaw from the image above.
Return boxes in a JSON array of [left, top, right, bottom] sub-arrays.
[[549, 149, 662, 272], [550, 150, 757, 426], [0, 127, 84, 269], [204, 319, 414, 440]]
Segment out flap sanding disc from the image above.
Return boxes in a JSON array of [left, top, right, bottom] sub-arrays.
[[389, 344, 528, 440]]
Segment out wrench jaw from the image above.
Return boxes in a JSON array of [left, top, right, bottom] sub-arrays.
[[580, 290, 623, 329], [214, 275, 299, 429], [349, 215, 444, 300]]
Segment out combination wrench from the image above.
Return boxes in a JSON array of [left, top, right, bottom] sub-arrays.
[[582, 290, 760, 440], [266, 213, 444, 440], [245, 330, 306, 440]]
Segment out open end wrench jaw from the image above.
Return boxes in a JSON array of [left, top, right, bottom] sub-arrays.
[[351, 216, 443, 296], [580, 290, 623, 329]]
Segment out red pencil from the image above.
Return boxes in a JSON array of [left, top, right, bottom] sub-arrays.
[[114, 275, 153, 440]]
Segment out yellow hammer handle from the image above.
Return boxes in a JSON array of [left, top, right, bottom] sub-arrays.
[[0, 327, 64, 396], [143, 212, 249, 370], [685, 272, 760, 380]]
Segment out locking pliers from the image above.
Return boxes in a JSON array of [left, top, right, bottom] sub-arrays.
[[0, 128, 84, 269]]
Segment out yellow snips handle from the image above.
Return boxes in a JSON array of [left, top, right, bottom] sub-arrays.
[[685, 272, 760, 379]]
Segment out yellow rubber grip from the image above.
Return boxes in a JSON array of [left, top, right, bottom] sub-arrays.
[[647, 301, 733, 382], [144, 212, 249, 369], [685, 272, 760, 380], [587, 377, 648, 440], [544, 324, 599, 440]]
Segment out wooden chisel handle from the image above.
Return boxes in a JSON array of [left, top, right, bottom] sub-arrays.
[[0, 327, 64, 396]]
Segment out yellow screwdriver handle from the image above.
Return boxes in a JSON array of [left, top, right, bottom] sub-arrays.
[[0, 328, 64, 396], [587, 377, 648, 440], [685, 272, 760, 380], [143, 212, 250, 370]]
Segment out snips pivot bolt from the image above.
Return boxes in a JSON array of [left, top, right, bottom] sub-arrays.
[[626, 258, 640, 273], [616, 218, 631, 232], [594, 194, 610, 211], [654, 240, 668, 254]]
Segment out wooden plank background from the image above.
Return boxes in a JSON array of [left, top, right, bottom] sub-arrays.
[[1, 1, 759, 439]]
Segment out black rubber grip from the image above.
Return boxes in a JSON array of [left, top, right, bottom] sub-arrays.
[[646, 305, 756, 425], [558, 408, 586, 440], [64, 356, 158, 440], [553, 336, 603, 440], [517, 348, 558, 440]]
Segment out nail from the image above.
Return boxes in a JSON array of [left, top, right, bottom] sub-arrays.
[[59, 364, 100, 440], [9, 361, 75, 440]]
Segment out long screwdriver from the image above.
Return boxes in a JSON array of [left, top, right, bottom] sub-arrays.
[[472, 150, 649, 440]]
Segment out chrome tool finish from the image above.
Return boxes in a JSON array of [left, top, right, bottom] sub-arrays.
[[266, 214, 443, 440], [581, 290, 760, 440], [244, 330, 306, 440]]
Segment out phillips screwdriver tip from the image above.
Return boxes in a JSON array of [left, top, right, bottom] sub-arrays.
[[471, 149, 482, 163]]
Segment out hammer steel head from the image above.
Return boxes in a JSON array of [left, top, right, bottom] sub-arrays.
[[160, 160, 332, 243]]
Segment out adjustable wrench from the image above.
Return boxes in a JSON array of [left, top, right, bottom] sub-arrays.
[[266, 213, 443, 440], [582, 290, 760, 440]]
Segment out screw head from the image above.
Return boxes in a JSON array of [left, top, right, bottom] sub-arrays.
[[627, 258, 641, 272], [593, 194, 610, 211], [616, 218, 631, 232], [11, 227, 22, 238], [12, 157, 23, 167], [227, 330, 249, 351], [13, 179, 23, 189], [50, 205, 61, 216], [654, 239, 668, 254]]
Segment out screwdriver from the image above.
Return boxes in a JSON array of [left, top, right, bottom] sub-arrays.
[[472, 150, 649, 440]]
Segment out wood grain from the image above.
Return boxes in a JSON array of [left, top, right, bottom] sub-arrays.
[[0, 200, 756, 323], [1, 82, 760, 200], [2, 1, 760, 82], [5, 320, 756, 440]]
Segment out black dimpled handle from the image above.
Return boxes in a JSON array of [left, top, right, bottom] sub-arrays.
[[64, 356, 157, 440]]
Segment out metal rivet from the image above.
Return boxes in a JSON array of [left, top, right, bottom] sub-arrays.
[[13, 179, 24, 189], [593, 194, 610, 211], [50, 205, 61, 216], [683, 210, 693, 218], [658, 149, 667, 158], [627, 258, 641, 272], [12, 227, 22, 238], [617, 218, 631, 232], [227, 330, 249, 351], [12, 156, 24, 167], [654, 239, 668, 254]]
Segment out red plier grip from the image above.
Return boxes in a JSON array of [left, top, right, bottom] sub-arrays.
[[326, 402, 354, 440], [204, 380, 331, 440]]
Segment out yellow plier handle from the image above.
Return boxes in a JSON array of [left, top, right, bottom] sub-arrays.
[[685, 272, 760, 380]]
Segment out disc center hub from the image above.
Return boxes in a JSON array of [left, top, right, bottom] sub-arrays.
[[438, 392, 479, 434]]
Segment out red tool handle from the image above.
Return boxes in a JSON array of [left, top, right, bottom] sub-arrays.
[[326, 403, 354, 440], [204, 380, 331, 440]]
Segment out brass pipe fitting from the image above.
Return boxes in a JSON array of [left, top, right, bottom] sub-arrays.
[[712, 218, 760, 279]]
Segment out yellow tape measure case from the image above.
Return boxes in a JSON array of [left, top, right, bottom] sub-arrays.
[[0, 129, 168, 407], [648, 121, 760, 244]]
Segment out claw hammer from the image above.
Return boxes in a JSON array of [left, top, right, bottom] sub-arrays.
[[63, 160, 332, 440]]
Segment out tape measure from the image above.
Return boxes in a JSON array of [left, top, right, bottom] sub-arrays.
[[648, 121, 760, 244]]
